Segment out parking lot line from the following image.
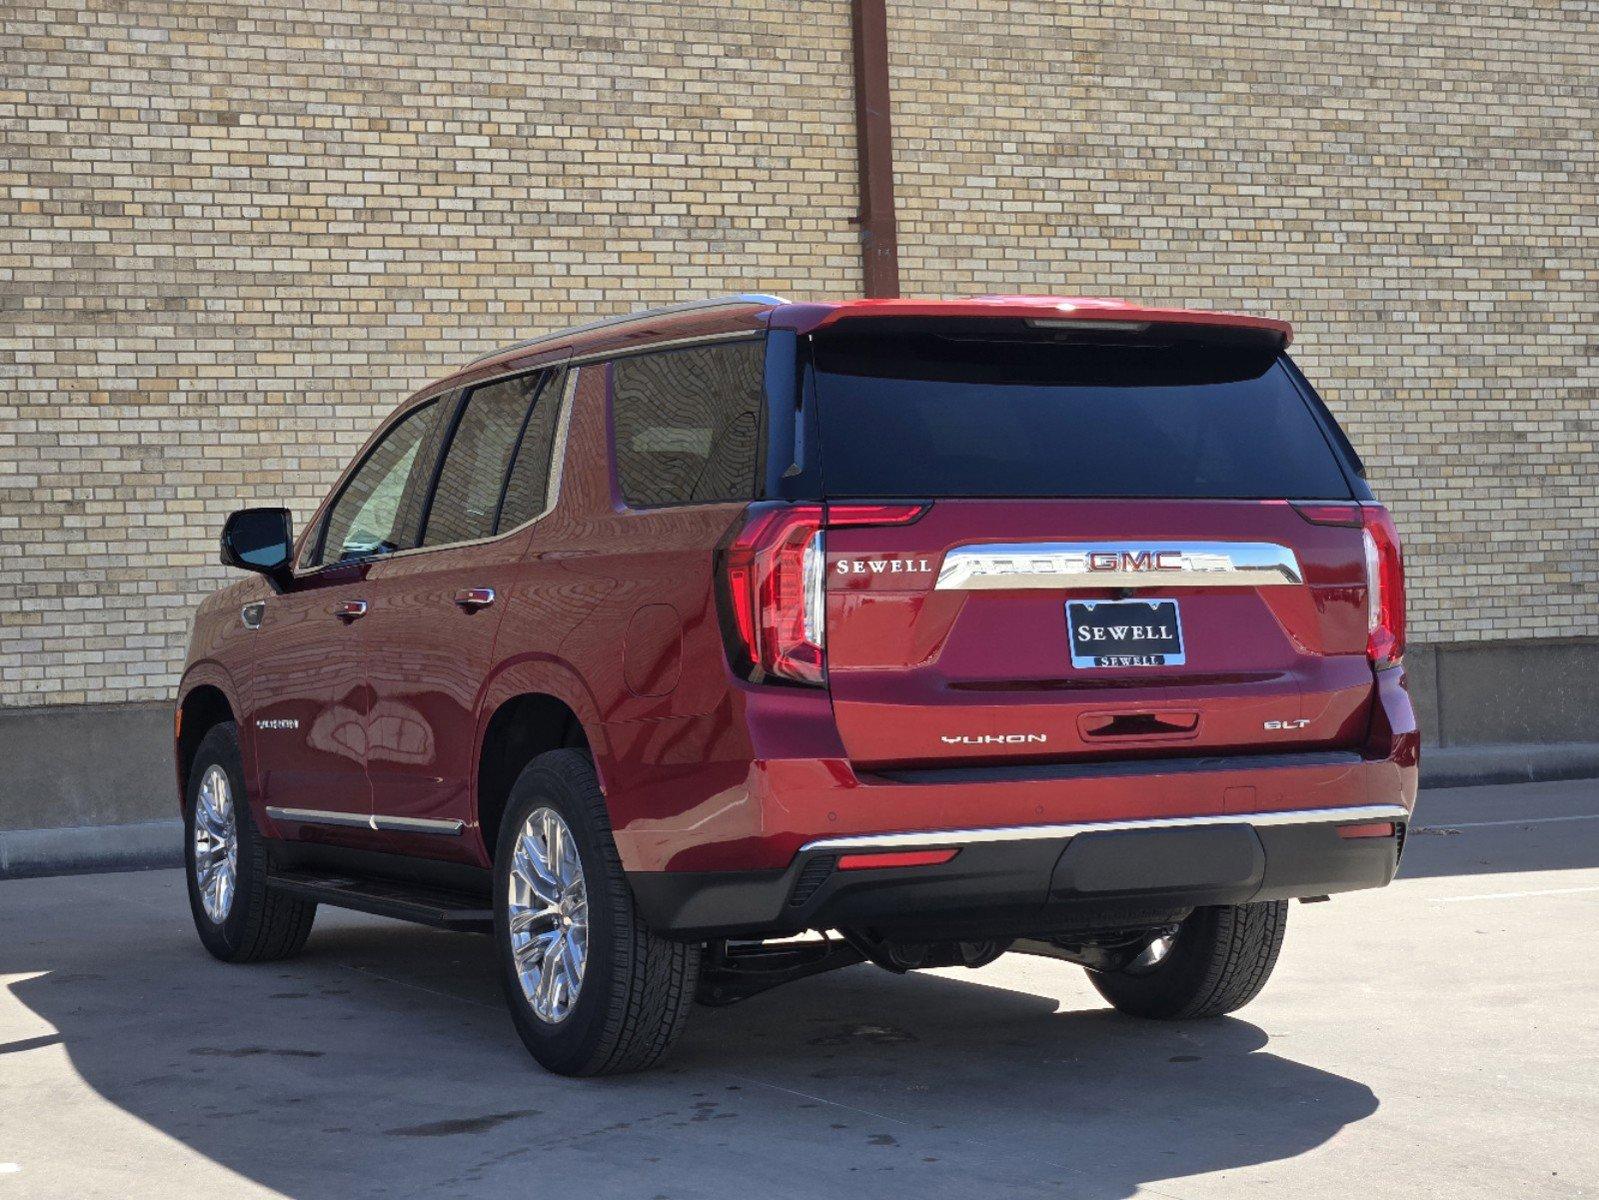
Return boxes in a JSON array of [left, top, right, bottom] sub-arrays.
[[1415, 813, 1599, 831], [1429, 884, 1599, 904]]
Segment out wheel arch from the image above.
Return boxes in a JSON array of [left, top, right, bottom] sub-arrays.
[[175, 668, 240, 809], [475, 660, 607, 864]]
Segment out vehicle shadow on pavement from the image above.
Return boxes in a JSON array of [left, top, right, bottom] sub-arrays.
[[3, 875, 1381, 1200]]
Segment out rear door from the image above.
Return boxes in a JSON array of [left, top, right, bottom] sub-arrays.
[[359, 368, 566, 857], [809, 318, 1373, 770]]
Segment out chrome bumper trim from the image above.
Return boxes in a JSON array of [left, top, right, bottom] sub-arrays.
[[264, 807, 464, 836], [799, 804, 1410, 854], [934, 541, 1304, 591]]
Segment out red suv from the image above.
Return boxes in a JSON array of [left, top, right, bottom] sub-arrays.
[[177, 294, 1416, 1075]]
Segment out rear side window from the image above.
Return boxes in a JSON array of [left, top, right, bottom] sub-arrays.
[[423, 374, 542, 547], [810, 323, 1354, 500], [314, 398, 446, 565], [610, 340, 764, 507], [499, 369, 567, 530]]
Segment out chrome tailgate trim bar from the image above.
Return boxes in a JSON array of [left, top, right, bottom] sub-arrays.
[[934, 541, 1304, 590], [799, 803, 1410, 854]]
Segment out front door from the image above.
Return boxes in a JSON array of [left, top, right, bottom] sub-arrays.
[[251, 391, 452, 844], [247, 562, 372, 837], [361, 367, 566, 861]]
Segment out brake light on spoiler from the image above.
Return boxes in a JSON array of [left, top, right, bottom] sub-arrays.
[[718, 502, 926, 686]]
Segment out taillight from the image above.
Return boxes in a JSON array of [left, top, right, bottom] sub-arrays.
[[718, 502, 924, 686], [1360, 504, 1405, 667]]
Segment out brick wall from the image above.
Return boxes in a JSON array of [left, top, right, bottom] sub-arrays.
[[0, 0, 860, 704], [886, 0, 1599, 644], [2, 0, 1595, 708]]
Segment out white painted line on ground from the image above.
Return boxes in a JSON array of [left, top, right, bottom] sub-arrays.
[[1415, 813, 1599, 831], [1430, 885, 1599, 904]]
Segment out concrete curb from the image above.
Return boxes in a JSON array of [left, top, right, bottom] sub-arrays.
[[0, 819, 182, 880], [1419, 743, 1599, 790], [2, 744, 1595, 879]]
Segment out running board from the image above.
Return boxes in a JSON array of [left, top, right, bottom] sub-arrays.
[[267, 869, 494, 934]]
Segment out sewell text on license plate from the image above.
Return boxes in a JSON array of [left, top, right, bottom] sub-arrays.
[[1066, 598, 1185, 668]]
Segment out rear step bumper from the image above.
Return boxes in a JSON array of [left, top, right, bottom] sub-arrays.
[[627, 803, 1409, 940]]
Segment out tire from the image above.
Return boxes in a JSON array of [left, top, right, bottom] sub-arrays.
[[184, 721, 317, 963], [493, 748, 699, 1076], [1087, 901, 1288, 1020]]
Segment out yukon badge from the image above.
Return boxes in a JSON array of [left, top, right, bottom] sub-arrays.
[[941, 733, 1048, 746]]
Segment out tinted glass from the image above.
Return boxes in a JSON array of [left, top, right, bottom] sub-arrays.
[[423, 375, 541, 546], [316, 399, 444, 564], [498, 369, 566, 531], [611, 341, 763, 507], [810, 326, 1353, 499]]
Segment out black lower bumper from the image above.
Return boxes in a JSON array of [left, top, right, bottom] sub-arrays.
[[628, 815, 1405, 941]]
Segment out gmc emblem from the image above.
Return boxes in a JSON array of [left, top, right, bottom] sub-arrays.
[[1088, 550, 1183, 572]]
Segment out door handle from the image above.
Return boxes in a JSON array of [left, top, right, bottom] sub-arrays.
[[332, 600, 368, 621], [454, 587, 496, 611]]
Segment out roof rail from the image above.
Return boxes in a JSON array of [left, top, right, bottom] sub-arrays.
[[466, 293, 790, 366]]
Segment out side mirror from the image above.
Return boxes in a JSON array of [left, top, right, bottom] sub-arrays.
[[220, 507, 295, 591]]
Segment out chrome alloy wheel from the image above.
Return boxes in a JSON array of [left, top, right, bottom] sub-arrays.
[[507, 806, 589, 1024], [193, 764, 239, 924]]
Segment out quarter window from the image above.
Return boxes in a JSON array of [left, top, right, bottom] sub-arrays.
[[314, 399, 445, 566], [610, 340, 764, 507], [423, 374, 544, 547], [498, 370, 567, 531]]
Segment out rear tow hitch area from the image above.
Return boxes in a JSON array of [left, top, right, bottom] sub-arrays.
[[1014, 924, 1186, 973], [695, 931, 1011, 1006]]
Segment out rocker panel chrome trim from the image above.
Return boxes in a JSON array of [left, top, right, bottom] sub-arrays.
[[799, 804, 1410, 854], [264, 807, 465, 836], [934, 541, 1304, 591]]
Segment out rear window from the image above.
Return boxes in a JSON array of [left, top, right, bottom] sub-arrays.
[[810, 322, 1354, 500], [610, 340, 764, 508]]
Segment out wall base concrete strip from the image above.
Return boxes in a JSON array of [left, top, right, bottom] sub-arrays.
[[1418, 743, 1599, 791], [0, 701, 174, 831], [0, 820, 182, 880]]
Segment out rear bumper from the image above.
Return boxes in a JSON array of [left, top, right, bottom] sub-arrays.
[[628, 802, 1409, 939]]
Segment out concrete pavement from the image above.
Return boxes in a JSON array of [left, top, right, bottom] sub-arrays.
[[2, 778, 1597, 1199]]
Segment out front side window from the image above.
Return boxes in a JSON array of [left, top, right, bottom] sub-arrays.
[[423, 373, 546, 547], [610, 340, 763, 507], [313, 399, 445, 566]]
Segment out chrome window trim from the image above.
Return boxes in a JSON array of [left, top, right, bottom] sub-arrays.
[[264, 806, 465, 836], [934, 540, 1304, 591], [799, 803, 1410, 854]]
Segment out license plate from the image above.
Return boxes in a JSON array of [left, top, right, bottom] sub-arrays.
[[1067, 598, 1185, 669]]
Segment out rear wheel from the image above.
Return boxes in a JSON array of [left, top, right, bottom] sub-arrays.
[[1087, 901, 1288, 1020], [493, 748, 699, 1076], [184, 721, 317, 963]]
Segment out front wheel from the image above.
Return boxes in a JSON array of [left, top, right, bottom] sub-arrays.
[[1087, 901, 1288, 1020], [184, 721, 317, 963], [493, 749, 699, 1076]]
